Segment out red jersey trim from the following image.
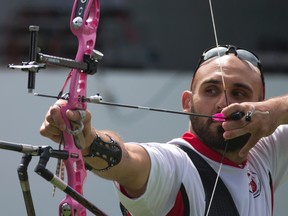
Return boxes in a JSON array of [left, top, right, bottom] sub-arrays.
[[182, 131, 246, 168]]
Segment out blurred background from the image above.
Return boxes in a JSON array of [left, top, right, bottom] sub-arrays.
[[0, 0, 288, 215], [2, 0, 288, 71]]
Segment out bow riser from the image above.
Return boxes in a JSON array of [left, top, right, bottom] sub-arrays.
[[59, 0, 100, 215]]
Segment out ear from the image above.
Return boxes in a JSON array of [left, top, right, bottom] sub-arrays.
[[182, 90, 192, 112]]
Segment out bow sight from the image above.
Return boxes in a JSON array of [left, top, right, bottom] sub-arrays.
[[8, 25, 103, 93]]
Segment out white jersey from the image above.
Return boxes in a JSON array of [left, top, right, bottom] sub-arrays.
[[115, 125, 288, 216]]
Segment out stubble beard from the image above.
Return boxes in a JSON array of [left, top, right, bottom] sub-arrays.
[[190, 106, 251, 152]]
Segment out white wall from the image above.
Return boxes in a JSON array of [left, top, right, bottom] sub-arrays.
[[0, 67, 287, 215]]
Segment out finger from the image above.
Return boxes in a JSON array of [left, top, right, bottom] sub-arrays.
[[222, 121, 243, 131], [43, 120, 63, 136], [222, 120, 252, 139], [222, 103, 255, 122], [66, 110, 82, 122], [50, 105, 66, 131], [222, 124, 250, 140], [221, 103, 242, 117], [66, 109, 91, 124], [39, 121, 62, 143]]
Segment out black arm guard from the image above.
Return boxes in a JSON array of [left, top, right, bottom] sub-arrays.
[[84, 133, 122, 172]]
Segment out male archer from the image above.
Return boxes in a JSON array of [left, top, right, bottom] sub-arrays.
[[40, 45, 288, 215]]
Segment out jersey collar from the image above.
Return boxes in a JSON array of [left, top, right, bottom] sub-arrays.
[[182, 131, 247, 168]]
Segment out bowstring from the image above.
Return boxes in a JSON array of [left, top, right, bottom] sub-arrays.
[[208, 0, 229, 106], [205, 0, 229, 215]]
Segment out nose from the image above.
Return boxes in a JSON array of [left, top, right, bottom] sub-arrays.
[[216, 91, 228, 111]]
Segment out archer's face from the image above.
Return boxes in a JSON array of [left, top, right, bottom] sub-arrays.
[[182, 55, 263, 151]]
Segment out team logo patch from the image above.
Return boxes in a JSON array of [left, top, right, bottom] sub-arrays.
[[247, 170, 261, 198]]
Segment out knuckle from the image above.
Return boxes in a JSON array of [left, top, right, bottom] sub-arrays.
[[39, 126, 48, 137]]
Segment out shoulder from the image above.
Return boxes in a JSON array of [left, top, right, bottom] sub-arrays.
[[135, 139, 194, 165], [252, 124, 288, 153], [117, 140, 205, 215], [249, 125, 288, 181]]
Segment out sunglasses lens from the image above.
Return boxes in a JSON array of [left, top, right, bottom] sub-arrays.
[[201, 46, 261, 69], [202, 47, 227, 61], [236, 49, 260, 67]]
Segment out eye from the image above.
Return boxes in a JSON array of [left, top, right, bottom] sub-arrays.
[[205, 86, 219, 96], [231, 89, 247, 98]]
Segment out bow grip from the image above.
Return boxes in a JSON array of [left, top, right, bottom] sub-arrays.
[[59, 104, 87, 216]]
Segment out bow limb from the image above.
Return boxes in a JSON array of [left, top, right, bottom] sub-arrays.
[[59, 0, 100, 215]]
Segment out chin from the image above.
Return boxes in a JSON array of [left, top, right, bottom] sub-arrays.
[[190, 115, 251, 153], [201, 125, 251, 153]]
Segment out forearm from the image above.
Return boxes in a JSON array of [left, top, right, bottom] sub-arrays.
[[40, 103, 150, 197], [82, 129, 151, 198], [259, 94, 288, 126], [82, 129, 127, 178]]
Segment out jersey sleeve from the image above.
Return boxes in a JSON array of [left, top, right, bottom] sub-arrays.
[[251, 125, 288, 189], [114, 142, 204, 216]]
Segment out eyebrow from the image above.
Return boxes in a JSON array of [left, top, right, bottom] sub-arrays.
[[201, 78, 222, 86]]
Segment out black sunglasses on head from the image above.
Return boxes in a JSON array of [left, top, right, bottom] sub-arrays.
[[193, 45, 265, 97]]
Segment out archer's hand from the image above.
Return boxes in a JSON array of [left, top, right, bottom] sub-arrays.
[[39, 100, 96, 149], [221, 101, 277, 157]]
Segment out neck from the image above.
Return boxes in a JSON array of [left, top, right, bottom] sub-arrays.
[[182, 131, 248, 168]]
